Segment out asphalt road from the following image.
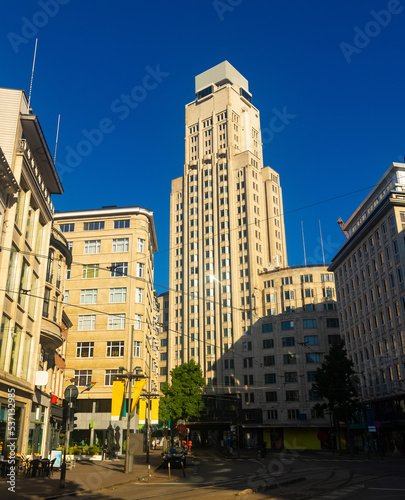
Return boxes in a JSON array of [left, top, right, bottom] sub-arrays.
[[66, 450, 405, 500]]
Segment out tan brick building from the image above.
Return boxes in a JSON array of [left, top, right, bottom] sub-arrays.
[[54, 206, 159, 447], [168, 62, 288, 395]]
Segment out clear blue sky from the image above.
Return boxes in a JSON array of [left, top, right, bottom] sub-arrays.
[[2, 0, 404, 293]]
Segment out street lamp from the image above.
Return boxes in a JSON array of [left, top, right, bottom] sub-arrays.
[[117, 365, 145, 474]]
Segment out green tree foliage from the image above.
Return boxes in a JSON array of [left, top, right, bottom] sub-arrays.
[[158, 360, 205, 425], [312, 340, 358, 422]]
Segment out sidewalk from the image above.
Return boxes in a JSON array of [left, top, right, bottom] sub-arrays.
[[0, 450, 171, 500]]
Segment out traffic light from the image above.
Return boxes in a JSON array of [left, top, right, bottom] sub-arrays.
[[68, 406, 78, 431]]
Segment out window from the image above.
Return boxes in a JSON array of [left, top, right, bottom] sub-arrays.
[[282, 337, 295, 347], [106, 340, 125, 357], [109, 287, 127, 303], [74, 370, 92, 386], [136, 263, 144, 278], [306, 353, 321, 363], [76, 342, 94, 358], [303, 319, 317, 329], [264, 356, 275, 366], [264, 373, 276, 384], [113, 238, 129, 252], [134, 341, 142, 357], [285, 372, 298, 383], [136, 288, 144, 303], [137, 238, 145, 252], [108, 313, 126, 330], [42, 287, 51, 318], [243, 357, 253, 368], [262, 323, 273, 333], [307, 371, 317, 382], [326, 318, 339, 328], [84, 240, 100, 254], [286, 390, 299, 401], [134, 314, 142, 330], [284, 354, 297, 364], [84, 221, 104, 231], [267, 410, 278, 420], [263, 339, 274, 349], [110, 262, 128, 277], [265, 391, 277, 402], [82, 264, 99, 279], [328, 335, 341, 345], [80, 289, 98, 304], [281, 321, 294, 330], [105, 369, 121, 386], [304, 335, 319, 345], [78, 315, 96, 331], [114, 219, 129, 229], [59, 223, 74, 233], [288, 409, 300, 419]]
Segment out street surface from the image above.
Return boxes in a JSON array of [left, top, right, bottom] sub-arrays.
[[63, 449, 405, 500]]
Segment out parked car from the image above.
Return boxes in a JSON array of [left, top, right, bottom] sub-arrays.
[[161, 448, 187, 468]]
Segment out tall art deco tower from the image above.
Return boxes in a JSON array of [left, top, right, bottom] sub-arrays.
[[168, 62, 287, 394]]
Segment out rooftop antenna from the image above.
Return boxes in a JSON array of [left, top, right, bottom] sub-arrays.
[[53, 114, 61, 163], [319, 219, 325, 266], [28, 38, 38, 109], [301, 220, 307, 266]]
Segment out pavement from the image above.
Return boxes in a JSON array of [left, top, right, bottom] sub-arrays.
[[0, 450, 175, 500]]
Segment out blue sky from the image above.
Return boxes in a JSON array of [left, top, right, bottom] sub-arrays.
[[2, 0, 404, 293]]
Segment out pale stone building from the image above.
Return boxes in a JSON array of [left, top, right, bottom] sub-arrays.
[[329, 162, 405, 453], [239, 265, 340, 450], [54, 206, 159, 448], [0, 88, 69, 456], [168, 62, 288, 399]]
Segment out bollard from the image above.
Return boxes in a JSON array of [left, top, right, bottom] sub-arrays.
[[148, 464, 150, 482], [181, 461, 185, 477], [168, 461, 171, 479]]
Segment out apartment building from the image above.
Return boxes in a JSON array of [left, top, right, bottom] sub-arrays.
[[168, 62, 287, 402], [54, 206, 159, 448], [240, 265, 340, 450], [329, 162, 405, 452], [0, 88, 69, 456]]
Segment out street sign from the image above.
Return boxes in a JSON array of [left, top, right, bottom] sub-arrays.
[[373, 420, 381, 429], [64, 385, 79, 402], [368, 426, 377, 432]]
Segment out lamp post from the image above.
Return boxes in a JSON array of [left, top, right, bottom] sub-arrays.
[[117, 366, 145, 474]]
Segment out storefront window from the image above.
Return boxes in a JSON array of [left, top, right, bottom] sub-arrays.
[[0, 401, 24, 456]]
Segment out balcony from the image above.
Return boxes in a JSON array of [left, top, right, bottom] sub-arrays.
[[40, 318, 64, 350]]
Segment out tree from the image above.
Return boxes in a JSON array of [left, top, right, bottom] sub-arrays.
[[159, 360, 205, 426], [312, 340, 359, 452]]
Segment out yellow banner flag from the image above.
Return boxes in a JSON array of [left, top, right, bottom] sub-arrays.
[[139, 399, 147, 424], [151, 399, 159, 424], [131, 379, 147, 412], [111, 380, 125, 420]]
